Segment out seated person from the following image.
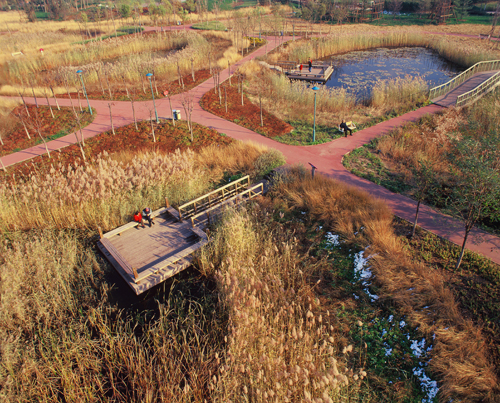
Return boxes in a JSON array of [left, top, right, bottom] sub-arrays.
[[142, 207, 155, 227], [133, 211, 144, 228], [340, 120, 352, 137]]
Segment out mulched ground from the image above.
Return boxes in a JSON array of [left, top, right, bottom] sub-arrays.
[[1, 105, 94, 157], [0, 119, 231, 181], [200, 83, 293, 138]]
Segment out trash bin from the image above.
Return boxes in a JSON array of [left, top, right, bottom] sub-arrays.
[[172, 110, 177, 120], [176, 110, 181, 120]]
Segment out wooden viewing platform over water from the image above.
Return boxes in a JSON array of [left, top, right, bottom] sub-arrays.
[[277, 61, 334, 83], [98, 176, 264, 294]]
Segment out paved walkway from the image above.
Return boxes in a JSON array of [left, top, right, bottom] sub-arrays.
[[1, 32, 499, 266]]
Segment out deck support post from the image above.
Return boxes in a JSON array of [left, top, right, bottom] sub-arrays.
[[98, 226, 103, 239], [178, 208, 183, 222], [207, 211, 210, 225], [165, 197, 170, 208], [190, 217, 195, 228], [133, 267, 138, 280]]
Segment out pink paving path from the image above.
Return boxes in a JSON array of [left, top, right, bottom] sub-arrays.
[[1, 34, 499, 266]]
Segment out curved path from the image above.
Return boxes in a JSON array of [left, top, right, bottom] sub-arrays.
[[1, 33, 499, 266]]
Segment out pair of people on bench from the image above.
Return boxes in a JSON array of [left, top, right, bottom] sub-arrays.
[[133, 208, 155, 228]]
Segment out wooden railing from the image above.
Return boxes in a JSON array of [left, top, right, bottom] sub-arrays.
[[429, 60, 500, 100], [177, 175, 251, 222], [189, 183, 264, 228], [456, 71, 500, 107]]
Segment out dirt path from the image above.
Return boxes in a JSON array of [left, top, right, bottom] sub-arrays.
[[1, 31, 499, 265]]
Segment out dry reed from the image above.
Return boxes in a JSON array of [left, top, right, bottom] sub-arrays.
[[273, 167, 499, 402]]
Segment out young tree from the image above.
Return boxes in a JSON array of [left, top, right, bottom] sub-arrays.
[[409, 159, 436, 238], [447, 133, 500, 270], [180, 92, 194, 141]]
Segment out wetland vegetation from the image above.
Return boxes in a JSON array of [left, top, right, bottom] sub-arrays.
[[1, 5, 500, 402]]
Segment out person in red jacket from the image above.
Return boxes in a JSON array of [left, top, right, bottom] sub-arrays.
[[133, 211, 144, 228]]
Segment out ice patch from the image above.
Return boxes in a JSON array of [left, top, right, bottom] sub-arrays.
[[383, 342, 392, 356], [388, 315, 394, 323], [353, 293, 360, 300], [353, 249, 379, 302], [410, 338, 426, 358], [413, 367, 439, 403], [325, 232, 341, 247], [400, 320, 406, 328]]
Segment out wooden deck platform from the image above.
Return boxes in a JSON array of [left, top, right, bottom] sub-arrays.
[[98, 207, 208, 295], [98, 175, 265, 295], [286, 64, 334, 83]]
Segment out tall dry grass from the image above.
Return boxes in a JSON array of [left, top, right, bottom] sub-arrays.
[[370, 75, 428, 109], [273, 167, 499, 402], [267, 31, 500, 68], [0, 142, 272, 232], [197, 206, 367, 402], [0, 229, 224, 402]]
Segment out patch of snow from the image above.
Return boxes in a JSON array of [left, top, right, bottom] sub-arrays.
[[383, 342, 393, 356], [388, 315, 394, 323], [410, 338, 426, 358], [381, 329, 387, 337], [413, 367, 439, 403], [325, 232, 341, 247], [400, 320, 406, 328], [353, 293, 360, 300]]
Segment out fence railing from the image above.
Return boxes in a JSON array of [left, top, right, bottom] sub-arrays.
[[456, 70, 500, 107], [177, 175, 251, 222], [189, 183, 264, 228], [429, 60, 500, 100]]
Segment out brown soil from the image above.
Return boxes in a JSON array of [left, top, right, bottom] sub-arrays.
[[0, 119, 231, 181], [0, 105, 94, 157], [200, 83, 293, 138]]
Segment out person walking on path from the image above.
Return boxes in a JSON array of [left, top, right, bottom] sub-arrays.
[[340, 120, 352, 137], [142, 207, 155, 227], [308, 59, 312, 72]]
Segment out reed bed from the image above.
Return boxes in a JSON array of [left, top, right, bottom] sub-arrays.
[[268, 31, 500, 68], [274, 168, 499, 402], [0, 142, 277, 232], [0, 229, 224, 402], [197, 206, 366, 402], [370, 75, 428, 109]]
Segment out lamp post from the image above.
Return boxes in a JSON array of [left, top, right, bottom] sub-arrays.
[[76, 70, 92, 115], [146, 73, 159, 123], [312, 86, 319, 143]]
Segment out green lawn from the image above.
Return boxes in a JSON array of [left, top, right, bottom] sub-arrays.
[[207, 0, 257, 11], [191, 21, 227, 30]]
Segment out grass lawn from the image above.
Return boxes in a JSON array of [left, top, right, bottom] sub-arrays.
[[191, 21, 227, 31], [207, 0, 257, 11], [369, 13, 494, 26]]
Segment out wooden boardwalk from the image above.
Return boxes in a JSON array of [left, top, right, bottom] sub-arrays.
[[98, 207, 208, 295], [432, 70, 499, 107], [98, 176, 264, 295]]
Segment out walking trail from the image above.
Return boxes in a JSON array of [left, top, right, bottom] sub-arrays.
[[1, 31, 499, 266]]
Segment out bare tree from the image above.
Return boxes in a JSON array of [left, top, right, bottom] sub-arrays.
[[108, 102, 115, 135], [30, 108, 50, 158], [180, 92, 195, 141], [124, 79, 139, 131]]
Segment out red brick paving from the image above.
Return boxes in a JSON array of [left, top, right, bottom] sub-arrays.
[[1, 31, 499, 265]]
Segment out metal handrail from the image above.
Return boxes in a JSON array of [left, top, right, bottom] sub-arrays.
[[429, 60, 500, 99], [456, 70, 500, 107]]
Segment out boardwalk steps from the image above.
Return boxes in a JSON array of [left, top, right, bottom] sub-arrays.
[[98, 175, 264, 295]]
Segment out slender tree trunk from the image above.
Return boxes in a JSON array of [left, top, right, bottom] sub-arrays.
[[191, 58, 195, 82], [45, 91, 55, 118], [0, 156, 5, 172], [108, 103, 115, 134], [35, 128, 50, 158], [74, 114, 87, 161], [96, 66, 105, 95], [411, 200, 421, 238], [225, 86, 227, 113], [19, 115, 31, 139], [50, 86, 60, 110], [168, 95, 175, 126], [104, 67, 113, 99], [228, 61, 231, 86], [18, 91, 31, 117], [77, 90, 83, 112], [30, 81, 38, 108], [125, 84, 138, 131], [455, 226, 471, 271], [260, 93, 263, 126], [149, 110, 156, 142]]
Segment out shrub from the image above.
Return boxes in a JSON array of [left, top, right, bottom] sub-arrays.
[[253, 148, 286, 177]]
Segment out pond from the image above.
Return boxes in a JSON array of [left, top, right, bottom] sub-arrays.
[[324, 47, 463, 101]]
